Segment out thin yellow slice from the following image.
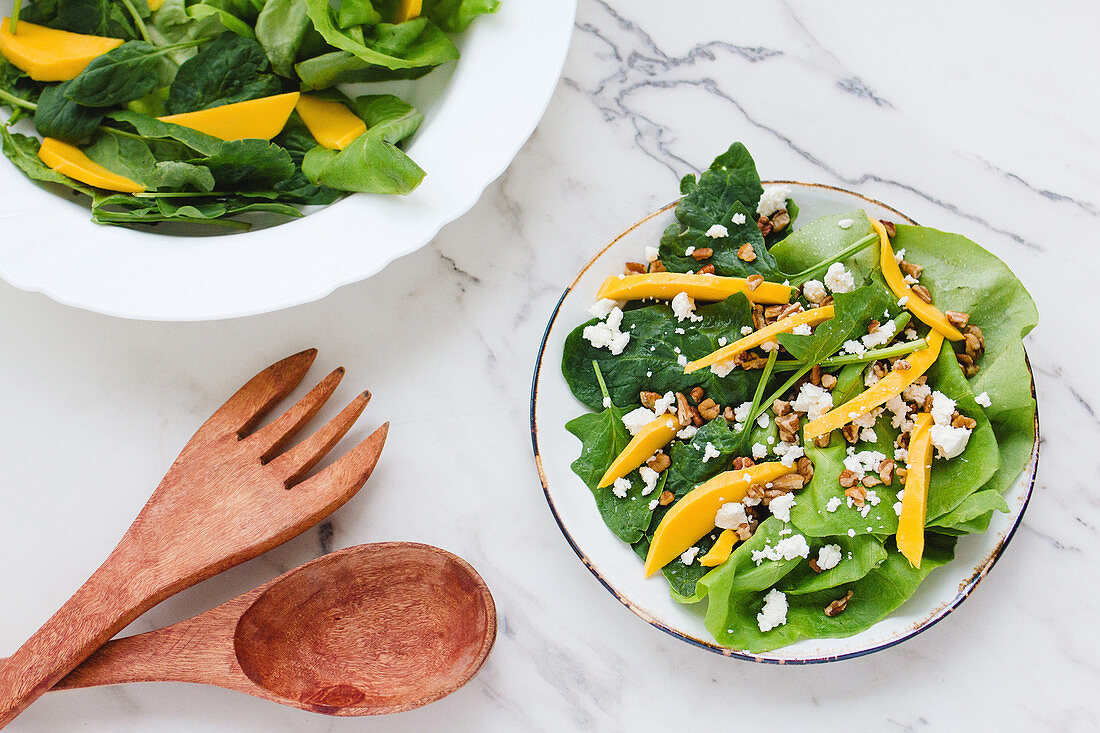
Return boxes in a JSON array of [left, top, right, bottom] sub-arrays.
[[596, 272, 792, 305], [698, 529, 739, 567], [803, 330, 944, 440], [597, 412, 683, 489], [393, 0, 422, 22], [148, 0, 167, 9], [684, 305, 834, 375], [158, 92, 300, 141], [872, 216, 963, 341], [38, 137, 145, 193], [0, 18, 122, 81], [644, 462, 796, 576], [897, 413, 934, 568], [295, 94, 367, 150]]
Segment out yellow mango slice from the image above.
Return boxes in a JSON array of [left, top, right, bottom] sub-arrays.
[[596, 272, 792, 305], [393, 0, 422, 22], [644, 462, 796, 576], [872, 216, 963, 341], [597, 412, 682, 489], [158, 92, 300, 141], [684, 305, 834, 375], [698, 529, 739, 567], [148, 0, 167, 9], [38, 137, 145, 193], [897, 413, 934, 568], [803, 330, 943, 440], [0, 18, 122, 82], [295, 94, 367, 150]]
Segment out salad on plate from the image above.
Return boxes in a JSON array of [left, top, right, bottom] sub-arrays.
[[561, 143, 1037, 652], [0, 0, 499, 230]]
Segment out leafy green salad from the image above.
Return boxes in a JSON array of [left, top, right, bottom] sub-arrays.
[[561, 143, 1038, 652], [0, 0, 499, 229]]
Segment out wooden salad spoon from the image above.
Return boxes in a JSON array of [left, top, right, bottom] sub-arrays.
[[0, 349, 388, 727], [40, 542, 496, 716]]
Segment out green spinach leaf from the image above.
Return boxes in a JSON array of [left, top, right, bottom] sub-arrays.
[[190, 139, 294, 188], [64, 42, 179, 107], [34, 82, 105, 143], [0, 124, 92, 194], [255, 0, 311, 77], [302, 1, 458, 71], [167, 34, 282, 114]]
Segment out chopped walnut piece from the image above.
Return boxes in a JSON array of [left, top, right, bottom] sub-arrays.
[[676, 393, 693, 426], [945, 310, 970, 328], [878, 459, 896, 486], [896, 466, 907, 481], [732, 456, 756, 470], [689, 386, 705, 403], [737, 243, 757, 262], [896, 431, 911, 449], [746, 483, 765, 501], [813, 433, 832, 448], [775, 412, 801, 438], [741, 355, 769, 370], [751, 303, 766, 329], [844, 486, 867, 506], [697, 398, 721, 421], [841, 424, 859, 444], [658, 490, 675, 506], [811, 364, 821, 386], [808, 558, 822, 573], [698, 264, 716, 275], [911, 284, 933, 303], [964, 325, 985, 359], [764, 305, 786, 321], [956, 352, 980, 378], [838, 470, 860, 489], [895, 359, 911, 372], [796, 457, 814, 483], [772, 473, 806, 492], [639, 390, 661, 410], [867, 319, 880, 334], [872, 360, 887, 378], [625, 261, 646, 275], [899, 260, 923, 279], [691, 247, 714, 261], [952, 414, 977, 430], [757, 215, 773, 237], [820, 373, 837, 389], [647, 453, 671, 472], [819, 294, 834, 308], [777, 303, 805, 321], [861, 475, 882, 488], [770, 209, 791, 233], [747, 274, 765, 293], [648, 259, 666, 273], [879, 220, 896, 237], [773, 399, 792, 416], [735, 524, 755, 541], [723, 406, 736, 422], [825, 590, 854, 617]]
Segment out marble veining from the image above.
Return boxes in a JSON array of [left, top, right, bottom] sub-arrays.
[[0, 0, 1097, 730]]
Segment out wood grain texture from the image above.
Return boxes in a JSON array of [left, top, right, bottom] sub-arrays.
[[0, 350, 388, 727], [51, 543, 497, 716]]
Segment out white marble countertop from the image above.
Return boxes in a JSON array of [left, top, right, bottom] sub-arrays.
[[1, 1, 1097, 730]]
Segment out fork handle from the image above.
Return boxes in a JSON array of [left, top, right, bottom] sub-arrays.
[[0, 545, 156, 727]]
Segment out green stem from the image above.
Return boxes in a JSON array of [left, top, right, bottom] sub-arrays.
[[745, 348, 779, 424], [0, 87, 35, 111], [773, 339, 927, 371], [98, 126, 150, 141], [92, 213, 252, 230], [119, 0, 153, 44], [10, 0, 21, 34], [592, 360, 612, 406], [787, 232, 877, 287]]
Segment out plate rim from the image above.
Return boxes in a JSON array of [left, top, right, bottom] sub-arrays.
[[530, 182, 1040, 663]]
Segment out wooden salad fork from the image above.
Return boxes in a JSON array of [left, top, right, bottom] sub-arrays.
[[0, 349, 389, 727]]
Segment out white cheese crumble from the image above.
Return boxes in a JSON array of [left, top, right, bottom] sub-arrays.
[[774, 442, 805, 467], [684, 246, 696, 256], [677, 353, 688, 367], [731, 212, 747, 225], [621, 406, 657, 435], [885, 395, 910, 430], [757, 589, 788, 632], [701, 442, 721, 463], [842, 449, 887, 479], [710, 360, 736, 378], [715, 502, 748, 529], [895, 248, 906, 263], [644, 246, 659, 262], [824, 263, 856, 293], [975, 391, 992, 408], [842, 339, 867, 357], [589, 298, 619, 319], [897, 296, 909, 307], [904, 274, 920, 285], [639, 466, 660, 496], [756, 413, 770, 429], [718, 337, 728, 346], [653, 391, 676, 415], [733, 401, 753, 423], [705, 224, 729, 239], [792, 382, 834, 420], [612, 477, 631, 498], [740, 325, 755, 336], [930, 424, 972, 459], [792, 323, 812, 336], [825, 496, 843, 513], [757, 185, 791, 217], [680, 546, 700, 565], [676, 425, 698, 439], [837, 218, 854, 229], [903, 382, 931, 404], [602, 396, 612, 409], [861, 319, 897, 349], [649, 499, 660, 510], [752, 442, 768, 460], [802, 279, 827, 304], [860, 427, 878, 444], [930, 391, 957, 426], [769, 492, 796, 523], [753, 534, 810, 564], [816, 544, 842, 570], [671, 292, 703, 323], [583, 306, 630, 355]]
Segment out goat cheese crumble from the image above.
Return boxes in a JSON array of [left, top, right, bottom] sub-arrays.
[[731, 212, 747, 225], [975, 391, 992, 407], [802, 279, 827, 303], [753, 534, 810, 565], [644, 246, 659, 262], [757, 589, 789, 632], [680, 546, 700, 565], [757, 185, 791, 217], [583, 306, 630, 354], [769, 492, 796, 523], [706, 224, 729, 239], [792, 382, 834, 420], [715, 502, 748, 529], [612, 477, 631, 498], [816, 543, 842, 570], [671, 292, 703, 323], [824, 263, 855, 293], [792, 323, 813, 336], [838, 218, 854, 229], [701, 442, 721, 463], [639, 466, 660, 495], [621, 406, 657, 435]]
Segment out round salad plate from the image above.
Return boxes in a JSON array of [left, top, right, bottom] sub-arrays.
[[531, 182, 1039, 663], [0, 0, 576, 321]]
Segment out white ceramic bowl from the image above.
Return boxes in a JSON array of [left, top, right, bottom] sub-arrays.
[[531, 183, 1039, 663], [0, 0, 576, 320]]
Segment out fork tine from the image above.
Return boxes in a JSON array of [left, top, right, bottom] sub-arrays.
[[269, 391, 371, 486], [204, 349, 318, 437], [286, 423, 389, 509], [246, 367, 345, 461]]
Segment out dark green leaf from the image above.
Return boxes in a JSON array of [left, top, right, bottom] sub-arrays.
[[0, 124, 91, 194], [22, 0, 138, 39], [167, 34, 282, 114], [302, 1, 458, 71], [106, 110, 224, 155], [150, 160, 216, 191], [34, 82, 105, 143], [254, 0, 311, 77], [295, 50, 434, 89], [337, 0, 382, 27], [190, 139, 294, 187], [65, 42, 175, 107], [83, 131, 158, 187]]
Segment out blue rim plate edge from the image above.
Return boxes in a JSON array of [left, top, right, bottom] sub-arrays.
[[529, 183, 1040, 664]]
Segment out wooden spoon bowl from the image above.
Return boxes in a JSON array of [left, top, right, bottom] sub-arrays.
[[51, 543, 496, 716]]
